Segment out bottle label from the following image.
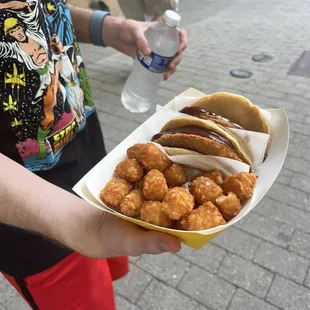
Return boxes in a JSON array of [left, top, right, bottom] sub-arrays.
[[137, 50, 174, 73]]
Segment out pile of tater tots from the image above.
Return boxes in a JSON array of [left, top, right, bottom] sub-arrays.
[[100, 143, 256, 231]]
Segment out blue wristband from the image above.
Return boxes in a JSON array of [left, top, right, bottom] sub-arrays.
[[89, 10, 110, 47]]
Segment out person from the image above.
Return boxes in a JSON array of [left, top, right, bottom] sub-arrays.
[[0, 0, 187, 309], [118, 0, 179, 22]]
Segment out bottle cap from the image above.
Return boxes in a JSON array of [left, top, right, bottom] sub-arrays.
[[163, 10, 181, 27]]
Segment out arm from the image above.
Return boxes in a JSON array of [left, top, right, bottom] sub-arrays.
[[0, 1, 31, 13], [69, 5, 149, 57], [68, 5, 123, 48], [0, 154, 180, 257], [0, 153, 101, 256], [68, 5, 187, 80]]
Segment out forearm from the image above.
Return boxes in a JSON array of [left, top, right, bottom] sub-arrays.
[[0, 154, 101, 256], [69, 4, 123, 47], [0, 2, 13, 10], [69, 5, 93, 43], [0, 1, 32, 12]]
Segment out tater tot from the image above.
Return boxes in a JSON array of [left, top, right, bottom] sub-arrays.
[[190, 176, 223, 204], [140, 201, 173, 228], [162, 187, 195, 220], [215, 192, 241, 221], [143, 169, 168, 201], [100, 178, 132, 209], [127, 143, 144, 159], [181, 202, 226, 231], [134, 178, 145, 190], [115, 158, 144, 182], [191, 169, 224, 185], [164, 163, 187, 187], [222, 172, 256, 200], [136, 143, 171, 172], [120, 189, 144, 218]]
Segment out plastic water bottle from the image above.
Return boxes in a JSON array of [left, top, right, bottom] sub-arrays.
[[121, 10, 181, 113]]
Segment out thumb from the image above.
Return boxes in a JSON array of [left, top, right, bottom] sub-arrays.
[[123, 226, 181, 256], [135, 29, 151, 56]]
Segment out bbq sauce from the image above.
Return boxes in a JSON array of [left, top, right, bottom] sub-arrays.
[[179, 106, 243, 130], [151, 126, 234, 149]]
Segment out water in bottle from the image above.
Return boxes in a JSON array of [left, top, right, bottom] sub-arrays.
[[121, 10, 181, 113]]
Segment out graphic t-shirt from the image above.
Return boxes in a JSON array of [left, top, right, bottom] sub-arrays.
[[0, 0, 107, 276]]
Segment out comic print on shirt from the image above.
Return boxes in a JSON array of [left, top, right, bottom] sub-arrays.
[[0, 0, 95, 171]]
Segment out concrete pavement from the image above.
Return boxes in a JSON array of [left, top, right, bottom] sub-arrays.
[[1, 0, 310, 309]]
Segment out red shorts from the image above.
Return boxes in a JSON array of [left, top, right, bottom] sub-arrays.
[[2, 253, 129, 310]]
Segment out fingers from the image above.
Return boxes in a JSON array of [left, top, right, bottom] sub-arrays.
[[163, 51, 181, 80], [134, 26, 151, 56], [136, 34, 151, 55], [122, 43, 139, 58], [134, 230, 181, 256], [163, 29, 188, 80], [97, 213, 181, 258], [164, 67, 177, 81], [123, 225, 181, 257], [178, 28, 188, 53], [131, 23, 187, 81], [169, 52, 182, 69]]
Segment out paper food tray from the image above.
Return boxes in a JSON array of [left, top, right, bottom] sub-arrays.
[[73, 88, 289, 250]]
